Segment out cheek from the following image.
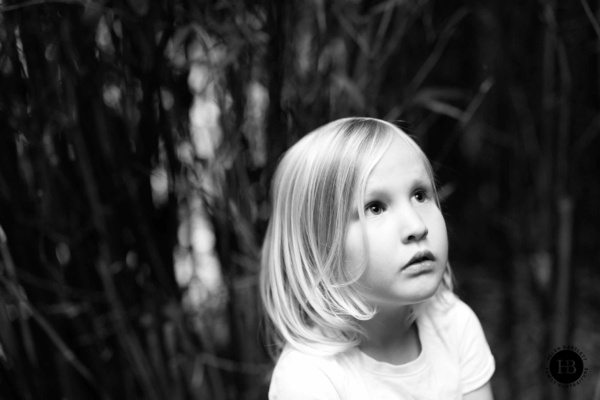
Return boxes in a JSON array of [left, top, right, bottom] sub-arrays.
[[428, 210, 448, 252]]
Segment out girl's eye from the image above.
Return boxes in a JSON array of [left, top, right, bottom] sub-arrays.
[[414, 189, 429, 203], [365, 202, 385, 215]]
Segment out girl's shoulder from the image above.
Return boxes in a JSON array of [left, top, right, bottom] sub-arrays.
[[420, 291, 492, 363], [422, 291, 482, 333], [269, 345, 349, 400], [272, 344, 351, 377], [275, 344, 335, 369], [421, 291, 496, 392]]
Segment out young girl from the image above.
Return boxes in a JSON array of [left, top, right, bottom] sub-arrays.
[[260, 117, 495, 399]]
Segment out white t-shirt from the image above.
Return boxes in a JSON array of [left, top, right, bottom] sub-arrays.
[[269, 292, 495, 399]]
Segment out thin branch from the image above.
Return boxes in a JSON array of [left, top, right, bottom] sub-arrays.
[[0, 0, 91, 13], [371, 2, 396, 57], [406, 8, 469, 95], [459, 77, 494, 127], [199, 353, 271, 375], [580, 0, 600, 41], [0, 277, 112, 400], [0, 225, 17, 279], [336, 13, 371, 56], [12, 269, 108, 302], [385, 8, 470, 120], [0, 224, 38, 368], [572, 113, 600, 159]]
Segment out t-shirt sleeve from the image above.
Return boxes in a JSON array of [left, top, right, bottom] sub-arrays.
[[454, 299, 495, 394], [269, 350, 341, 400]]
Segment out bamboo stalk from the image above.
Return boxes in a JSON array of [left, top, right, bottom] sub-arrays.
[[61, 55, 166, 400], [0, 225, 38, 370], [552, 196, 573, 347], [0, 276, 110, 400], [551, 34, 574, 365]]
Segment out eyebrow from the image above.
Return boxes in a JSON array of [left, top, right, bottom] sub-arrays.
[[363, 188, 387, 200], [364, 177, 433, 198]]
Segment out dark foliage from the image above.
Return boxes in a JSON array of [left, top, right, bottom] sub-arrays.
[[0, 0, 599, 399]]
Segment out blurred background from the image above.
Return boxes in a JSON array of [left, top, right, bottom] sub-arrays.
[[0, 0, 599, 399]]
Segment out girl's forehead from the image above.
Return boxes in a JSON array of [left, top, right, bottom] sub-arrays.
[[352, 140, 429, 204], [368, 136, 427, 178]]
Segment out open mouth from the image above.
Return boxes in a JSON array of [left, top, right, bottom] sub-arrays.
[[404, 250, 435, 270]]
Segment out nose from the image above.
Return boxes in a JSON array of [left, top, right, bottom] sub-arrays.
[[401, 207, 428, 243]]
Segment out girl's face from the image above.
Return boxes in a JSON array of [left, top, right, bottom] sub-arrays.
[[344, 135, 448, 310]]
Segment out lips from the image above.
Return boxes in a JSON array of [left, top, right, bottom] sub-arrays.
[[403, 250, 435, 270]]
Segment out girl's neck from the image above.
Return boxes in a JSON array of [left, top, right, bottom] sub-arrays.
[[358, 305, 421, 365]]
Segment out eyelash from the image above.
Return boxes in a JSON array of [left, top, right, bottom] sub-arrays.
[[364, 201, 385, 215], [364, 189, 431, 215], [413, 188, 430, 203]]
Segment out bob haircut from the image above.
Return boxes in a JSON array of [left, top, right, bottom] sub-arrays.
[[260, 117, 453, 357]]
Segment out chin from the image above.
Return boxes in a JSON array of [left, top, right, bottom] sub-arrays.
[[402, 281, 443, 304], [374, 289, 440, 309]]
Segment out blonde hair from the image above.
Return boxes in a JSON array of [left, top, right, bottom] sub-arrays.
[[260, 117, 453, 357]]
